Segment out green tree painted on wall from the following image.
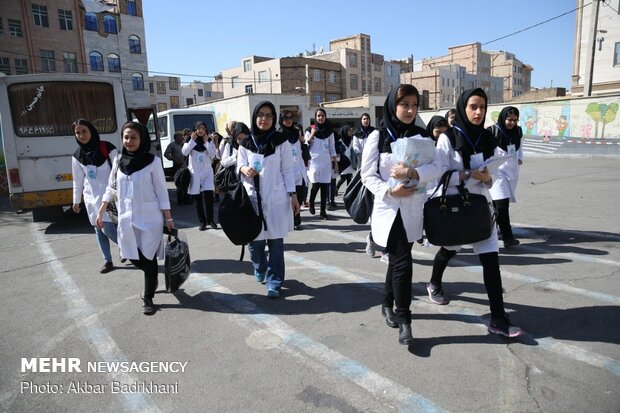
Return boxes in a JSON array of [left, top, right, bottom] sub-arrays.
[[585, 102, 618, 138]]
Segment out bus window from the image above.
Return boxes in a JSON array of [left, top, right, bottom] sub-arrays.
[[172, 114, 215, 135], [8, 81, 118, 137], [158, 115, 168, 138]]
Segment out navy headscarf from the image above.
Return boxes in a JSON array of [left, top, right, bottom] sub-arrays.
[[313, 108, 334, 139], [379, 85, 426, 153], [492, 106, 522, 151], [72, 119, 116, 167], [118, 122, 154, 175], [425, 116, 448, 141], [240, 101, 286, 157]]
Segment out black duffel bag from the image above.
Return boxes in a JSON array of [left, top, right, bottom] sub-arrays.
[[343, 170, 374, 224], [423, 170, 493, 246]]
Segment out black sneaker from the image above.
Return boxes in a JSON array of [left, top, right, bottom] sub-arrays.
[[142, 297, 156, 315], [503, 238, 520, 248], [488, 314, 524, 337], [426, 283, 449, 305]]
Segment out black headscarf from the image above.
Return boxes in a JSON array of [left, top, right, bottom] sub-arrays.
[[278, 111, 298, 144], [379, 86, 426, 153], [119, 121, 155, 175], [337, 125, 353, 147], [492, 106, 522, 151], [240, 101, 287, 157], [447, 88, 496, 168], [313, 108, 334, 139], [72, 119, 116, 167], [425, 116, 449, 141], [353, 113, 375, 140], [188, 120, 207, 152]]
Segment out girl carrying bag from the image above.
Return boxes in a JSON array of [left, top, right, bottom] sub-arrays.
[[423, 170, 493, 246], [343, 169, 374, 224]]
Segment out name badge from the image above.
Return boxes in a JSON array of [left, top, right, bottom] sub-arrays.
[[249, 153, 264, 173], [470, 153, 484, 170], [292, 148, 298, 157], [322, 142, 329, 150], [507, 144, 516, 156], [197, 154, 205, 163], [86, 165, 96, 180]]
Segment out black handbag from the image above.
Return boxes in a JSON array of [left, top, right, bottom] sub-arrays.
[[173, 166, 191, 192], [423, 170, 493, 246], [106, 155, 120, 224], [215, 165, 238, 192], [164, 233, 191, 293], [343, 170, 374, 224]]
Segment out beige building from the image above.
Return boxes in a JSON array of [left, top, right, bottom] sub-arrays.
[[572, 0, 620, 96], [220, 56, 342, 105], [487, 50, 533, 101], [180, 80, 224, 107], [147, 75, 181, 112], [0, 0, 150, 107]]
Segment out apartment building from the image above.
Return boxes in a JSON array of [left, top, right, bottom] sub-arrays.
[[147, 75, 182, 112], [220, 55, 342, 105], [0, 0, 150, 107], [572, 0, 620, 95], [181, 80, 224, 107], [487, 50, 533, 101]]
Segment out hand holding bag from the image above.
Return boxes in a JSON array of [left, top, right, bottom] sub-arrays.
[[164, 232, 191, 293], [423, 170, 493, 246]]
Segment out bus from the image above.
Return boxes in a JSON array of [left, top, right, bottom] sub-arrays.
[[0, 73, 126, 221], [146, 108, 217, 174]]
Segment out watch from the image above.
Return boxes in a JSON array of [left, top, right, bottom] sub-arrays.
[[463, 170, 471, 180]]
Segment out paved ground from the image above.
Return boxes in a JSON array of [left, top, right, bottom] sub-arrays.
[[0, 157, 618, 413]]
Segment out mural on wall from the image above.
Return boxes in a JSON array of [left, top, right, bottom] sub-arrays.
[[585, 102, 618, 139], [520, 105, 538, 136]]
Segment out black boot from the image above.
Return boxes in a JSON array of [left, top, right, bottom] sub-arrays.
[[381, 306, 399, 328], [398, 323, 413, 345]]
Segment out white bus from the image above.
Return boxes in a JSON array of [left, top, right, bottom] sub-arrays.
[[146, 108, 217, 173], [0, 73, 126, 221]]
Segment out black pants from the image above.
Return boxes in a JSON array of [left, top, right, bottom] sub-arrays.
[[194, 190, 214, 225], [309, 183, 329, 213], [336, 173, 352, 193], [382, 211, 414, 325], [329, 178, 337, 203], [129, 249, 159, 300], [294, 182, 308, 226], [431, 247, 506, 318], [493, 198, 514, 240]]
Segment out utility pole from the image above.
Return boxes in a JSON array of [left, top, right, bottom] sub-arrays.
[[583, 0, 602, 97]]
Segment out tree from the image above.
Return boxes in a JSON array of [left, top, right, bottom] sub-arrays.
[[585, 102, 618, 138]]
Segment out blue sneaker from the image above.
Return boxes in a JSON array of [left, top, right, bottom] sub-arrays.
[[267, 288, 280, 298], [254, 270, 265, 283]]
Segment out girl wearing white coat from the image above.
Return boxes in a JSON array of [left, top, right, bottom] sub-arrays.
[[305, 108, 337, 219], [97, 122, 173, 315], [182, 121, 219, 231], [426, 88, 524, 338], [72, 119, 120, 274], [362, 85, 442, 345], [279, 111, 308, 229], [238, 101, 300, 298], [488, 106, 524, 248]]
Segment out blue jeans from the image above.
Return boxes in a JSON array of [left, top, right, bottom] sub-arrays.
[[95, 221, 118, 263], [248, 238, 285, 290]]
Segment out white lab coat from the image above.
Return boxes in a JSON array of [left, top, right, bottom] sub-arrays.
[[305, 132, 336, 184], [361, 130, 441, 248], [291, 140, 309, 186], [220, 141, 238, 169], [489, 145, 523, 203], [182, 139, 219, 194], [434, 133, 501, 254], [237, 141, 296, 240], [103, 156, 170, 261], [72, 149, 118, 226]]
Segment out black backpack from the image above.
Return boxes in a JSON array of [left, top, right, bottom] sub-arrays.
[[218, 175, 266, 260], [173, 166, 191, 192]]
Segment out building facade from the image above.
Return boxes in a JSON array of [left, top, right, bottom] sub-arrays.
[[180, 80, 223, 107], [572, 0, 620, 96]]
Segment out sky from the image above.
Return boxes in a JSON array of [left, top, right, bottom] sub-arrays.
[[143, 0, 578, 90]]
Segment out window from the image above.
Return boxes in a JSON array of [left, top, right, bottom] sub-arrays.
[[32, 4, 49, 27], [169, 77, 179, 90], [205, 91, 211, 97], [148, 82, 154, 93], [157, 103, 167, 112], [8, 19, 23, 37], [0, 18, 3, 35], [374, 78, 381, 94], [103, 15, 117, 33], [127, 0, 137, 16], [157, 81, 166, 94], [349, 53, 358, 67], [231, 76, 239, 88], [243, 59, 251, 72], [314, 94, 322, 105], [128, 35, 141, 53], [58, 9, 72, 30], [186, 98, 194, 106], [313, 69, 322, 82], [170, 96, 180, 109], [245, 84, 253, 94], [329, 94, 338, 102], [328, 71, 337, 84], [362, 80, 366, 93], [0, 57, 10, 75], [89, 51, 103, 71], [350, 74, 358, 90], [63, 52, 77, 73], [40, 50, 56, 72], [15, 58, 28, 74], [197, 89, 203, 96], [132, 73, 144, 90], [258, 70, 267, 83], [386, 65, 393, 77], [615, 42, 620, 66], [85, 12, 97, 31], [107, 53, 120, 72]]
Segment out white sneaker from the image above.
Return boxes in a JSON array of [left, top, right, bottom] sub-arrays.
[[380, 253, 389, 264], [365, 234, 376, 257]]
